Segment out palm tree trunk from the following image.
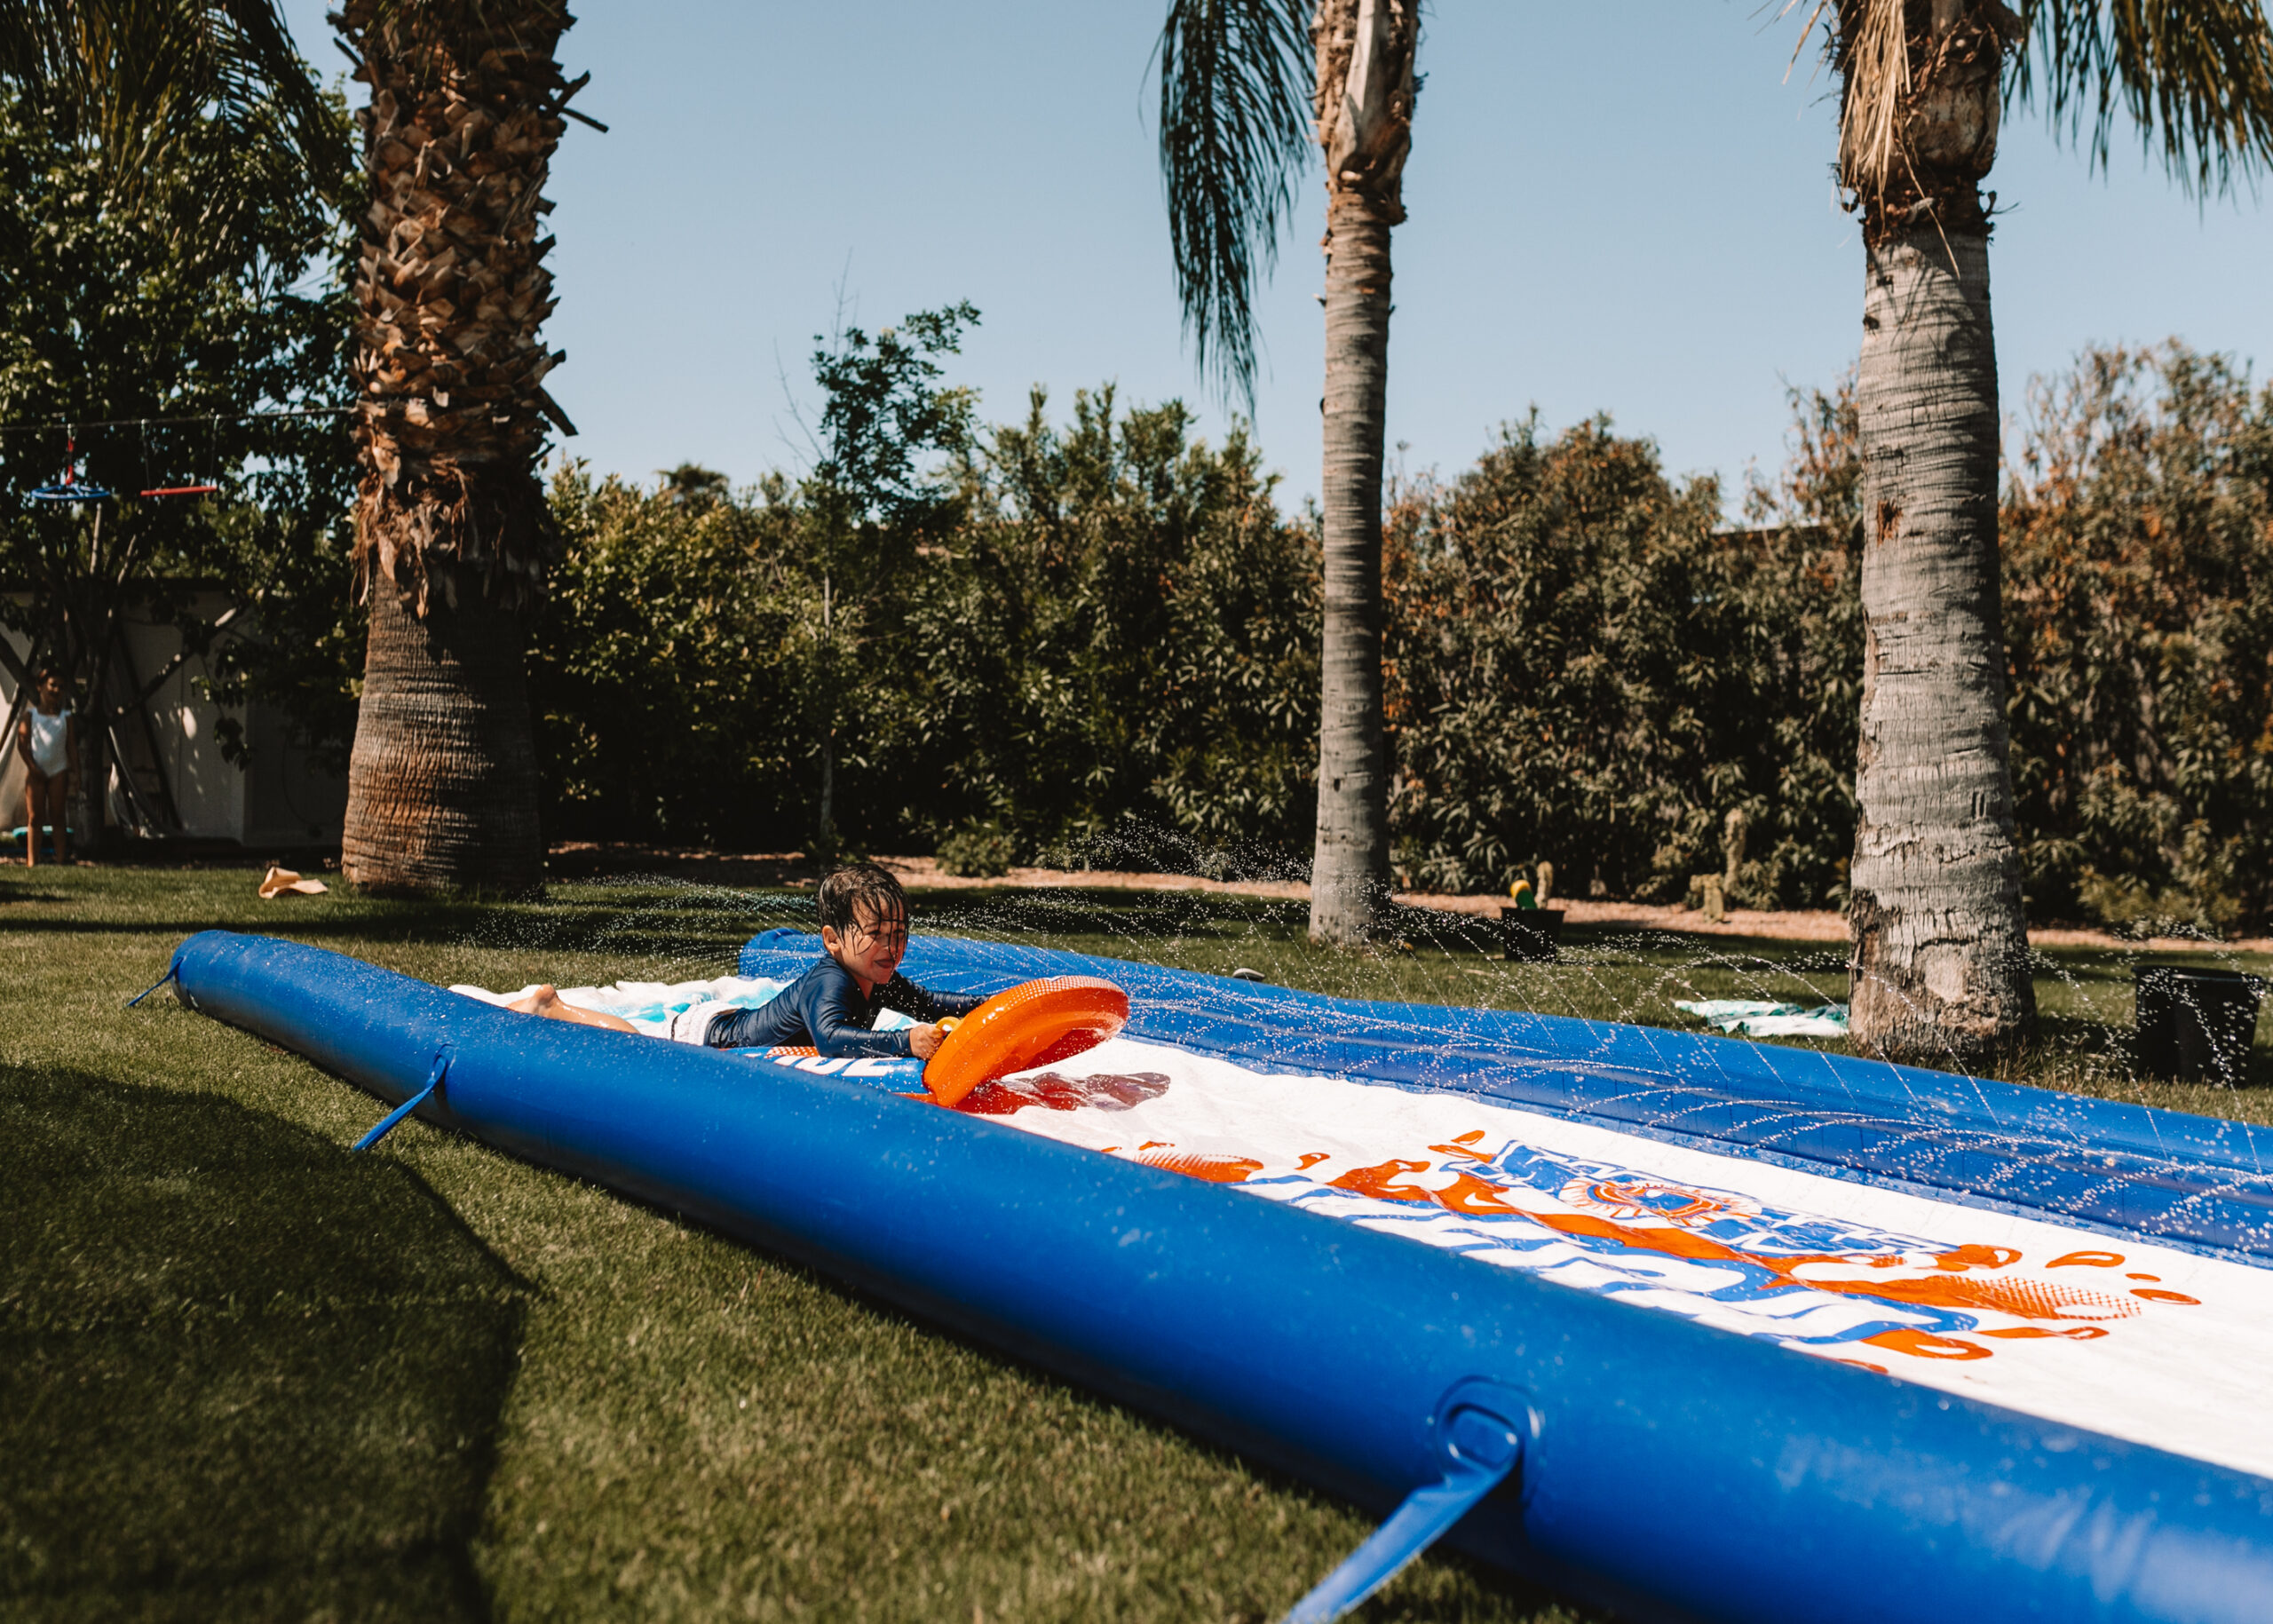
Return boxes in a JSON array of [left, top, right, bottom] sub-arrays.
[[344, 580, 544, 893], [1306, 0, 1415, 945], [1310, 191, 1393, 941], [1841, 0, 2035, 1062], [335, 0, 575, 895], [1849, 220, 2035, 1061]]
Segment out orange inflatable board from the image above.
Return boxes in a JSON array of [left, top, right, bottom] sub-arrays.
[[923, 976, 1129, 1108]]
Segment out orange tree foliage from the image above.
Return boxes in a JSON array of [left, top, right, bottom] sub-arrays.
[[2003, 345, 2273, 934], [1381, 407, 1862, 907], [531, 377, 1319, 862], [527, 340, 2271, 932]]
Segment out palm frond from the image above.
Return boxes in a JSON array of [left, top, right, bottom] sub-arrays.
[[1836, 0, 1910, 200], [2014, 0, 2273, 197], [1157, 0, 1314, 408], [0, 0, 345, 200]]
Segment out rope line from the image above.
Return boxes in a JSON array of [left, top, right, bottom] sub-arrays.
[[0, 405, 355, 439]]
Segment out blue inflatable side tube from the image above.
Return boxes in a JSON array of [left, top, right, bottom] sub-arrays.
[[743, 931, 2273, 1264], [172, 931, 2273, 1624]]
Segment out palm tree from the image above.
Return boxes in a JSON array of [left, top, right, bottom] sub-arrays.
[[1159, 0, 1417, 944], [334, 0, 591, 893], [1793, 0, 2273, 1063]]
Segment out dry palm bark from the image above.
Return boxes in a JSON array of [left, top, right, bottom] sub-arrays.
[[334, 0, 578, 894], [1837, 0, 2036, 1061], [1307, 0, 1415, 945]]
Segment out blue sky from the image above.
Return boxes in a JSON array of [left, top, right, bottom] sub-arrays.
[[281, 1, 2273, 510]]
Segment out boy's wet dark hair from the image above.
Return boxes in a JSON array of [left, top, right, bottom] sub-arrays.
[[818, 862, 908, 936]]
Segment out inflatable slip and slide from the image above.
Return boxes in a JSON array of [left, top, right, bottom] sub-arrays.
[[159, 927, 2273, 1624]]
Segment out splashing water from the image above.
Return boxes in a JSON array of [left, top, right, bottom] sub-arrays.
[[458, 821, 2270, 1116]]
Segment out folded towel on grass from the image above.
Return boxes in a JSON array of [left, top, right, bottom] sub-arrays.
[[1674, 998, 1849, 1037]]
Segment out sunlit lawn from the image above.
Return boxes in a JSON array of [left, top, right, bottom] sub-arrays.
[[4, 865, 2266, 1621]]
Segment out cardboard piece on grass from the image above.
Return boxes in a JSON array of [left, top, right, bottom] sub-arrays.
[[258, 865, 328, 899]]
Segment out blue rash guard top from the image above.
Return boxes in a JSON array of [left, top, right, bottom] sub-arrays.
[[704, 955, 986, 1058]]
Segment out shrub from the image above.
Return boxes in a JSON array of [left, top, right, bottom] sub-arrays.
[[530, 377, 1316, 861], [903, 386, 1318, 859], [1382, 404, 1861, 907], [935, 823, 1016, 878], [2002, 344, 2273, 933], [532, 464, 811, 847]]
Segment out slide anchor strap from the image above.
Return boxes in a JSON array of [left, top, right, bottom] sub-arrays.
[[125, 963, 179, 1008], [1280, 1406, 1523, 1624], [352, 1052, 451, 1153]]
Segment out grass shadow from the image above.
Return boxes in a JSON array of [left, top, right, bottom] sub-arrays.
[[0, 1067, 528, 1620]]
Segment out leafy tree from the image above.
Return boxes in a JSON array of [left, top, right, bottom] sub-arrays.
[[1158, 0, 1418, 943], [1791, 0, 2273, 1062], [534, 464, 807, 844], [1725, 345, 2273, 938], [1383, 413, 1861, 907], [796, 304, 979, 853], [656, 463, 730, 511], [907, 385, 1318, 861], [529, 378, 1317, 861], [0, 84, 354, 844], [2003, 343, 2273, 934]]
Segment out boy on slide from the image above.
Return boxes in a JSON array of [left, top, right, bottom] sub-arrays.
[[508, 862, 983, 1060]]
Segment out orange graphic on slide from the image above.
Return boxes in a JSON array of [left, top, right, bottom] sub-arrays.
[[1433, 1172, 1525, 1216], [1525, 1208, 2145, 1322], [1311, 1155, 2198, 1353], [1114, 1139, 2200, 1364], [1560, 1176, 1761, 1226], [1136, 1148, 1263, 1184], [1328, 1159, 1437, 1202], [1865, 1327, 1991, 1361]]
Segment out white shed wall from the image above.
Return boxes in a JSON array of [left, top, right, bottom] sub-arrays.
[[3, 594, 345, 849]]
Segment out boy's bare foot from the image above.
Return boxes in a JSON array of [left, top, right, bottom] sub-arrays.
[[506, 984, 565, 1016]]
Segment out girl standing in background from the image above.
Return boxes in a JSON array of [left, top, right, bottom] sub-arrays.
[[17, 669, 75, 866]]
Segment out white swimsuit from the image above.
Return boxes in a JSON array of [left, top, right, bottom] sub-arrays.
[[24, 705, 69, 777]]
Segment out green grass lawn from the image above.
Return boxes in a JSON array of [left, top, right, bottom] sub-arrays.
[[4, 866, 2268, 1622]]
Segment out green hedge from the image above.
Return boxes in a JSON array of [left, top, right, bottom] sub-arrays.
[[531, 386, 1319, 861], [1382, 411, 1859, 906], [527, 345, 2273, 933], [2004, 345, 2273, 934]]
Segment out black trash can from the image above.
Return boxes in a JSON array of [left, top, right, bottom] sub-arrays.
[[2134, 965, 2268, 1084], [1496, 907, 1564, 964]]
